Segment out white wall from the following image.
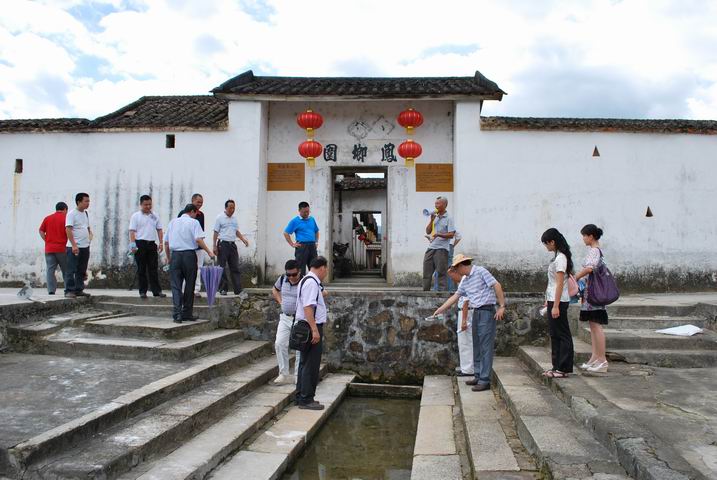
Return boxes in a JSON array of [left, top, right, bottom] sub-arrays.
[[0, 101, 266, 284], [454, 100, 717, 287], [263, 100, 454, 283]]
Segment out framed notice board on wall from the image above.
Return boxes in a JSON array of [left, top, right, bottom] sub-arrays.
[[267, 163, 305, 191], [415, 164, 454, 192]]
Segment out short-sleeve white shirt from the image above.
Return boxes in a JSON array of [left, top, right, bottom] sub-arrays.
[[213, 213, 239, 242], [65, 209, 90, 248], [129, 211, 163, 242], [546, 252, 570, 302], [295, 272, 326, 324], [166, 214, 204, 251]]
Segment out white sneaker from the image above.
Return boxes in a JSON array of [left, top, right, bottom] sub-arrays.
[[273, 374, 289, 385], [586, 361, 608, 373]]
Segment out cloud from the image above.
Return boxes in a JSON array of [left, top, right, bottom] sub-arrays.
[[0, 0, 716, 120]]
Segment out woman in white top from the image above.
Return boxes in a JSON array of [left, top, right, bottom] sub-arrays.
[[541, 228, 575, 378], [574, 224, 609, 373]]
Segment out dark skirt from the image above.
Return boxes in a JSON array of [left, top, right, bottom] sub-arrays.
[[579, 309, 609, 325]]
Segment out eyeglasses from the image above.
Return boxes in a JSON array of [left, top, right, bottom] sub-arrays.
[[286, 272, 300, 277]]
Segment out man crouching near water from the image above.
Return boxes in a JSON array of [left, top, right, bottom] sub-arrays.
[[433, 254, 507, 392]]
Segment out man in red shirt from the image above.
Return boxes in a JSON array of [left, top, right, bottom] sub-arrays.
[[39, 202, 69, 294]]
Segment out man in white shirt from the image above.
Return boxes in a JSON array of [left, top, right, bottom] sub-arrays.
[[165, 204, 215, 323], [213, 199, 249, 295], [129, 195, 166, 299], [294, 256, 329, 410], [64, 192, 92, 298]]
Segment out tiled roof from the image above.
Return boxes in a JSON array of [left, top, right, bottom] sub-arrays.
[[480, 116, 717, 135], [0, 96, 228, 133], [0, 118, 90, 133], [213, 70, 505, 100], [336, 177, 387, 191]]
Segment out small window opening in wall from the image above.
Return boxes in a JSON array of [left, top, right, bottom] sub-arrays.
[[592, 146, 600, 157], [14, 159, 23, 174], [165, 134, 176, 149], [646, 206, 653, 217]]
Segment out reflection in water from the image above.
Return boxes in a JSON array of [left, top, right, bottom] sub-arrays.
[[283, 397, 420, 480]]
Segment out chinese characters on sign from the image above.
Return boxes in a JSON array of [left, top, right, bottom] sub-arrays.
[[323, 144, 337, 162], [381, 143, 397, 163], [352, 144, 368, 163], [321, 143, 405, 164]]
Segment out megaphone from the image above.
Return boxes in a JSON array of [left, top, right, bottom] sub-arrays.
[[422, 209, 437, 217]]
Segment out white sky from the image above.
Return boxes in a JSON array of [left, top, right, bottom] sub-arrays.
[[1, 0, 716, 120]]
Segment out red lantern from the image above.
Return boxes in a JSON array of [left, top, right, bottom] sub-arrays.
[[397, 108, 424, 134], [298, 140, 323, 168], [398, 139, 422, 168], [297, 109, 323, 137]]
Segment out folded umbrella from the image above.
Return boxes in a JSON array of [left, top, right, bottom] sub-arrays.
[[200, 265, 224, 307]]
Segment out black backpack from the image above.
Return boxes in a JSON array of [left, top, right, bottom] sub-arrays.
[[289, 276, 321, 352]]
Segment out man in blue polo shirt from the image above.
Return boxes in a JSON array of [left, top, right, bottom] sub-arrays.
[[283, 201, 320, 275]]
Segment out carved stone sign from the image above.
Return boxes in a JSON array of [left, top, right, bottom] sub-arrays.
[[267, 163, 305, 191], [416, 164, 454, 192]]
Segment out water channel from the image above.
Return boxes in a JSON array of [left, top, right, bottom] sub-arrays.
[[282, 396, 420, 480]]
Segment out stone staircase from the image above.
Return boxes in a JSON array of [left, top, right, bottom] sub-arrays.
[[488, 301, 717, 479], [574, 303, 717, 368]]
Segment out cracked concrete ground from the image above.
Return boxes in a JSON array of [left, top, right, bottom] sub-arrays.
[[0, 353, 182, 449], [582, 363, 717, 479]]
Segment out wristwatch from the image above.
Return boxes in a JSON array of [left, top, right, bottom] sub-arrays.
[[499, 304, 506, 308]]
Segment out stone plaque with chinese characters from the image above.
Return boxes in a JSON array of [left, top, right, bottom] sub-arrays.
[[267, 163, 305, 191], [416, 164, 454, 192]]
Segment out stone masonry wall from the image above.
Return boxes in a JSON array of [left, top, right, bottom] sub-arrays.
[[217, 290, 547, 383]]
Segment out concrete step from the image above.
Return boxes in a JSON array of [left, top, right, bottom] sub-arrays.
[[607, 349, 717, 368], [24, 354, 286, 480], [578, 325, 717, 351], [457, 381, 522, 477], [514, 345, 709, 479], [84, 315, 216, 339], [7, 310, 125, 341], [412, 376, 462, 480], [608, 304, 697, 318], [6, 341, 272, 476], [124, 364, 329, 480], [41, 327, 244, 361], [606, 315, 708, 330], [206, 373, 355, 480], [492, 357, 629, 479], [95, 301, 213, 319]]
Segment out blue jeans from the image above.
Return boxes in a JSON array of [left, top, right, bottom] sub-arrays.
[[472, 306, 496, 386], [45, 252, 68, 294]]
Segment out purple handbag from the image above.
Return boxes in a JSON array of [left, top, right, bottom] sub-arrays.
[[587, 249, 620, 306]]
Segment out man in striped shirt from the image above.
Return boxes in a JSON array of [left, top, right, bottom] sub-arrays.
[[434, 254, 506, 392]]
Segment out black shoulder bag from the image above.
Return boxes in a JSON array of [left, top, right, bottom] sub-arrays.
[[289, 276, 320, 352]]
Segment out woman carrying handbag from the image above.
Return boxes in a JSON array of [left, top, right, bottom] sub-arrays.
[[574, 224, 614, 374]]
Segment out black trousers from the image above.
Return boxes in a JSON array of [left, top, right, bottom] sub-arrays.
[[135, 240, 162, 295], [295, 242, 317, 275], [296, 323, 323, 405], [65, 247, 90, 293], [547, 301, 574, 373], [170, 250, 198, 320], [217, 241, 242, 294]]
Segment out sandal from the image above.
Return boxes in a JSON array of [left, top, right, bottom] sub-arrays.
[[545, 370, 569, 378], [542, 369, 554, 377]]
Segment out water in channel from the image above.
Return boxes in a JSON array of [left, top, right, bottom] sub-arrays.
[[282, 396, 420, 480]]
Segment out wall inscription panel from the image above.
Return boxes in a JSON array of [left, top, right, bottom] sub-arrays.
[[415, 164, 454, 192], [267, 163, 305, 191]]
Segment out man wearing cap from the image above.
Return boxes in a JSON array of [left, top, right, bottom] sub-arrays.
[[213, 199, 249, 296], [165, 204, 215, 323], [423, 196, 455, 291], [433, 254, 506, 392]]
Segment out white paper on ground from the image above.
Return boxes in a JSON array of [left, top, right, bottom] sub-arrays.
[[655, 324, 703, 336]]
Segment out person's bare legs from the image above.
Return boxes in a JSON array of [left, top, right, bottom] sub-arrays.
[[588, 325, 598, 364], [590, 322, 607, 363]]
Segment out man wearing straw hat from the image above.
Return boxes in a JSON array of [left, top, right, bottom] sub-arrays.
[[165, 204, 215, 323], [433, 254, 507, 392]]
